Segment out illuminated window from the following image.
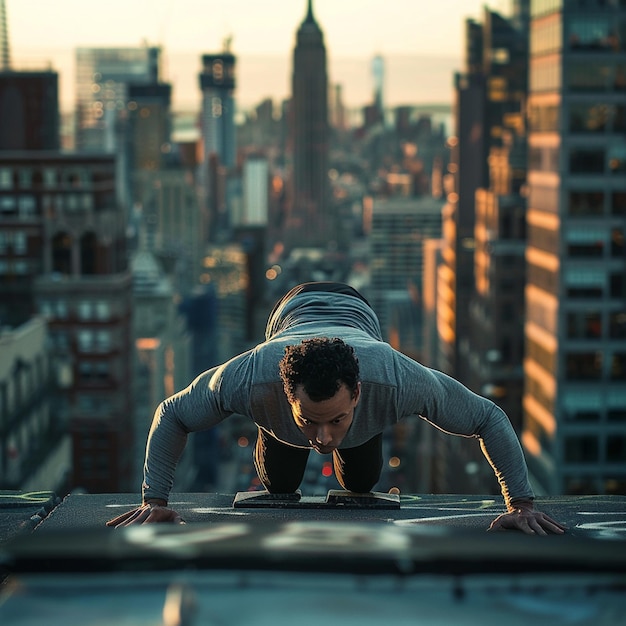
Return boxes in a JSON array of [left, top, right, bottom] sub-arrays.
[[212, 60, 224, 81], [0, 168, 11, 189]]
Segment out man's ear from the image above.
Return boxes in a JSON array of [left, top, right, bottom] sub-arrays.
[[353, 382, 361, 405]]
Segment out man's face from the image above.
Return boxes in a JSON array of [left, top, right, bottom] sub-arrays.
[[290, 382, 361, 454]]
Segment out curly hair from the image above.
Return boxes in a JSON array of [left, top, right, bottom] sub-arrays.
[[279, 337, 360, 403]]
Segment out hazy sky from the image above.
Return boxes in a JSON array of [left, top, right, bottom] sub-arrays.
[[8, 0, 513, 111]]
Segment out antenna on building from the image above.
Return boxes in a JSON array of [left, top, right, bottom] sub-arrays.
[[222, 34, 233, 53], [0, 0, 11, 71]]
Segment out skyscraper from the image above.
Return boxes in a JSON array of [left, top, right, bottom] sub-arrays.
[[522, 0, 626, 496], [75, 46, 160, 152], [287, 0, 330, 250], [198, 43, 237, 243], [199, 44, 236, 170]]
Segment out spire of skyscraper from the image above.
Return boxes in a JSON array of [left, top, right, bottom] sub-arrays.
[[305, 0, 315, 23]]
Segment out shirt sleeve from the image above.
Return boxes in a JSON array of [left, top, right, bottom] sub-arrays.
[[394, 352, 534, 510], [142, 352, 253, 503]]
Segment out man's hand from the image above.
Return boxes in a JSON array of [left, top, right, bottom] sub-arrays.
[[488, 504, 567, 535], [106, 502, 185, 528]]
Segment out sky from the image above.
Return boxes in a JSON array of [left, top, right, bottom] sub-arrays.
[[7, 0, 513, 112]]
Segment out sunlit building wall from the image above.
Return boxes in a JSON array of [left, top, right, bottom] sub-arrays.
[[523, 0, 626, 496]]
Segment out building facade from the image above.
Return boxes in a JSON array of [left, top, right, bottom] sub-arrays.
[[75, 46, 161, 152], [523, 0, 626, 495]]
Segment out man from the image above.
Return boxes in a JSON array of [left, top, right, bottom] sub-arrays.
[[108, 282, 565, 535]]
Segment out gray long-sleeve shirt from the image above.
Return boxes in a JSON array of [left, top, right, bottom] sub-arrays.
[[142, 291, 534, 509]]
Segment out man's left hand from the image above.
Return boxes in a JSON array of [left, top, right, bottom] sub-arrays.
[[488, 506, 567, 535]]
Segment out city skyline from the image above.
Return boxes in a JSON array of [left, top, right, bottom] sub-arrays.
[[7, 0, 513, 111]]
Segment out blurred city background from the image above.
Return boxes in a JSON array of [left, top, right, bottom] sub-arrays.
[[0, 0, 625, 501]]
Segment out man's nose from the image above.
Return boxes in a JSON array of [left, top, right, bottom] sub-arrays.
[[315, 426, 332, 444]]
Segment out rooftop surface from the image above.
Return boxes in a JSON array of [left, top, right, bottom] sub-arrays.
[[1, 491, 626, 626], [2, 490, 625, 540]]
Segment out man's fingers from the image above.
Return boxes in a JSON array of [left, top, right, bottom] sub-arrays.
[[488, 510, 567, 535], [106, 510, 136, 526]]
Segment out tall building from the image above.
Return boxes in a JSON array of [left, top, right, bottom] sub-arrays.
[[435, 3, 530, 497], [198, 44, 237, 243], [199, 46, 236, 169], [75, 46, 160, 152], [287, 0, 330, 250], [368, 196, 443, 358], [0, 152, 134, 493], [0, 1, 59, 152], [0, 71, 59, 151], [522, 0, 626, 496], [0, 317, 70, 493], [440, 4, 529, 382]]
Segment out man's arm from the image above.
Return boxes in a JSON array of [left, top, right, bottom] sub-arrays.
[[107, 364, 238, 527], [395, 354, 566, 534]]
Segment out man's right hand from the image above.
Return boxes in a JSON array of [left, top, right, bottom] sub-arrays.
[[106, 502, 185, 527]]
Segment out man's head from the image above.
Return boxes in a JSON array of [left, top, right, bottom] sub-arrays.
[[279, 338, 361, 453]]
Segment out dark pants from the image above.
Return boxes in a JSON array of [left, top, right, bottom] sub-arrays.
[[254, 428, 383, 493]]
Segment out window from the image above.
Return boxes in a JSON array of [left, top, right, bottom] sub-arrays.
[[77, 301, 93, 320], [43, 168, 57, 189], [606, 436, 626, 463], [567, 60, 612, 91], [18, 169, 32, 189], [609, 312, 626, 338], [565, 352, 603, 380], [13, 232, 27, 255], [54, 300, 68, 319], [569, 103, 612, 132], [611, 228, 625, 256], [566, 228, 605, 257], [0, 196, 17, 214], [18, 196, 36, 217], [610, 272, 626, 298], [612, 191, 626, 215], [610, 353, 626, 380], [562, 391, 602, 422], [0, 168, 12, 189], [566, 311, 602, 338], [568, 18, 616, 51], [565, 268, 605, 298], [565, 435, 599, 463], [95, 330, 111, 353], [211, 97, 222, 117], [569, 191, 604, 216], [608, 145, 626, 174], [569, 148, 605, 173], [95, 301, 110, 321], [529, 104, 559, 132], [77, 330, 94, 352]]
